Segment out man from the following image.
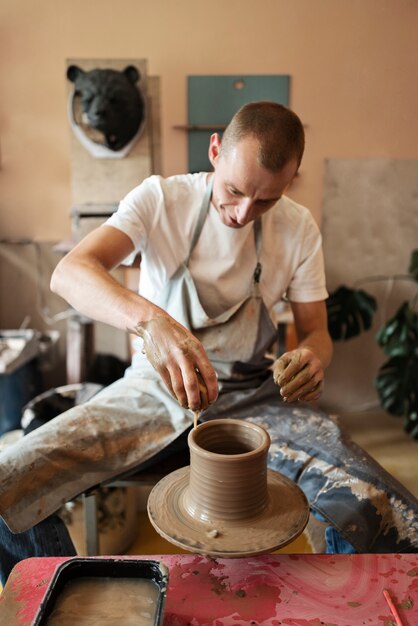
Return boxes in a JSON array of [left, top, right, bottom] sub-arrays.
[[0, 102, 416, 584], [54, 101, 330, 409]]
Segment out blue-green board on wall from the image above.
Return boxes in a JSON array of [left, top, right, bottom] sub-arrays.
[[187, 75, 290, 173]]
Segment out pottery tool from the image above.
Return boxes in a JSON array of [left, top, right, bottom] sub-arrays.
[[383, 589, 405, 626], [193, 371, 209, 428]]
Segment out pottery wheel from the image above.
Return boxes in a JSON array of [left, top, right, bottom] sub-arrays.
[[147, 467, 309, 557]]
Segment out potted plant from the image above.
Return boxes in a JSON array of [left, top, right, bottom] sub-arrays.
[[326, 250, 418, 439]]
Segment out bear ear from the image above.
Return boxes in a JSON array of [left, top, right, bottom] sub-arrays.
[[123, 65, 140, 84], [67, 65, 84, 83]]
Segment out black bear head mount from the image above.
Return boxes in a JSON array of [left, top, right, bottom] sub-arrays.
[[67, 65, 145, 152]]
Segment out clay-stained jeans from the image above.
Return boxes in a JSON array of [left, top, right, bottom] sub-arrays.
[[202, 377, 418, 554], [0, 424, 356, 587]]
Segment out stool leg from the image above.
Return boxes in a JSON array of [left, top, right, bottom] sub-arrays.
[[83, 492, 100, 556]]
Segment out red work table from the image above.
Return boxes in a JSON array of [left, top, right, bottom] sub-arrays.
[[1, 553, 417, 625]]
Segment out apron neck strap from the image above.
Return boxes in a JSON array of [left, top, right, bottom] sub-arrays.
[[186, 177, 214, 263], [253, 217, 263, 284], [187, 176, 263, 284]]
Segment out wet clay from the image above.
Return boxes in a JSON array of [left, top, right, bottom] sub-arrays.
[[130, 314, 197, 377], [45, 577, 159, 626], [148, 419, 309, 557], [185, 420, 270, 521]]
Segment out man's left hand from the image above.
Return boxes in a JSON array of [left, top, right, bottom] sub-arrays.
[[272, 347, 324, 402]]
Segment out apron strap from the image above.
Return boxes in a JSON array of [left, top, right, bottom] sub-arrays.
[[186, 177, 214, 264], [253, 217, 263, 284], [186, 176, 263, 286]]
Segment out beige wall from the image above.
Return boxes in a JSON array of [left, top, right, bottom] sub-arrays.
[[1, 0, 417, 242], [0, 0, 417, 386]]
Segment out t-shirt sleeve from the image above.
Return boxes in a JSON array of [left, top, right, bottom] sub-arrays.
[[103, 175, 163, 265], [286, 215, 328, 303]]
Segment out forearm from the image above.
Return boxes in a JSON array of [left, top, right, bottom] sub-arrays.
[[51, 225, 218, 410], [296, 328, 333, 370], [51, 253, 160, 331], [273, 300, 332, 402]]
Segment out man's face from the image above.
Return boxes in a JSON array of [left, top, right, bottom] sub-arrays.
[[209, 134, 298, 228]]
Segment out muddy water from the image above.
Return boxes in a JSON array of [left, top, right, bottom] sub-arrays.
[[45, 577, 159, 626]]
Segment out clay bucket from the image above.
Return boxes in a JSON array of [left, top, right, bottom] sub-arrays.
[[182, 419, 270, 523]]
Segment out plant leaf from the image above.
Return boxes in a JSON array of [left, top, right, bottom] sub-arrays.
[[404, 413, 418, 440], [375, 356, 418, 426], [326, 286, 377, 341], [409, 249, 418, 281], [376, 302, 418, 357]]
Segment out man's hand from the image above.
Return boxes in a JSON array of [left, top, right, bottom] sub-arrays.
[[131, 313, 218, 411], [272, 347, 324, 403]]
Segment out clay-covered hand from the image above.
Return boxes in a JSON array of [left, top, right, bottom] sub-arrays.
[[131, 313, 218, 411], [272, 347, 324, 402]]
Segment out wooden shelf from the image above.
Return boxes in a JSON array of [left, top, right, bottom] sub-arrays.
[[173, 124, 228, 131], [174, 123, 308, 131]]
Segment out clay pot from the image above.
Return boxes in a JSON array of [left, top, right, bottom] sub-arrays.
[[183, 419, 270, 522], [147, 418, 309, 557]]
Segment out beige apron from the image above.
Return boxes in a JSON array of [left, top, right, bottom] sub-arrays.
[[132, 177, 277, 388], [0, 181, 278, 532]]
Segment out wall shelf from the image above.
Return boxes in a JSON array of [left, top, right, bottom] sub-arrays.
[[173, 124, 228, 131]]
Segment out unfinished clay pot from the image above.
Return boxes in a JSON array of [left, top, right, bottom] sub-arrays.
[[147, 419, 309, 557]]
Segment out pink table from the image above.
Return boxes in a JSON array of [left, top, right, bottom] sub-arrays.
[[1, 554, 417, 625]]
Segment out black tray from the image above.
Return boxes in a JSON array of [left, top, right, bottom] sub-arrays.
[[34, 557, 168, 625]]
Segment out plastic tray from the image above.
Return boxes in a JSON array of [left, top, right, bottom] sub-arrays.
[[33, 557, 168, 625]]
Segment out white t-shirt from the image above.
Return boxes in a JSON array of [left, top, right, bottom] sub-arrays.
[[105, 173, 328, 318]]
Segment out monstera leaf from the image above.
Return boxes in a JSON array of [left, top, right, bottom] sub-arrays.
[[375, 355, 418, 439], [376, 302, 418, 357], [375, 302, 418, 439], [326, 286, 377, 340], [327, 253, 418, 439], [409, 249, 418, 281]]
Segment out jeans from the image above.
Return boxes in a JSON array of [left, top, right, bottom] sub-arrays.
[[312, 510, 356, 554], [0, 513, 76, 586], [0, 425, 193, 586], [0, 425, 355, 587]]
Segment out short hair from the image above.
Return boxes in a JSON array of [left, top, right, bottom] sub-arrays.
[[221, 101, 305, 171]]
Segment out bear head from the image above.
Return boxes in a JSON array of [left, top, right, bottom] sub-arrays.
[[67, 65, 145, 151]]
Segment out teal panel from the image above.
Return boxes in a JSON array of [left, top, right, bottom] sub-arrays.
[[187, 75, 290, 173]]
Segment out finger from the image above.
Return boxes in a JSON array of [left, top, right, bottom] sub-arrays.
[[182, 367, 203, 411], [277, 351, 306, 386], [197, 366, 218, 405], [164, 365, 210, 412], [197, 371, 209, 411], [188, 370, 212, 411], [159, 367, 182, 404], [180, 361, 212, 411], [192, 348, 218, 405], [298, 381, 323, 402], [284, 379, 323, 403], [272, 357, 289, 385], [279, 364, 312, 398], [168, 365, 189, 408]]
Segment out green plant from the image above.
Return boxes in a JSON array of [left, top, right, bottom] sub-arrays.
[[326, 250, 418, 439]]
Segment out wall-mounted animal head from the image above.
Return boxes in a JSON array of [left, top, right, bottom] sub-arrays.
[[67, 65, 145, 151]]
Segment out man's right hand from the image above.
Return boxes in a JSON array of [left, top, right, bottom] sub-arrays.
[[131, 313, 218, 411]]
